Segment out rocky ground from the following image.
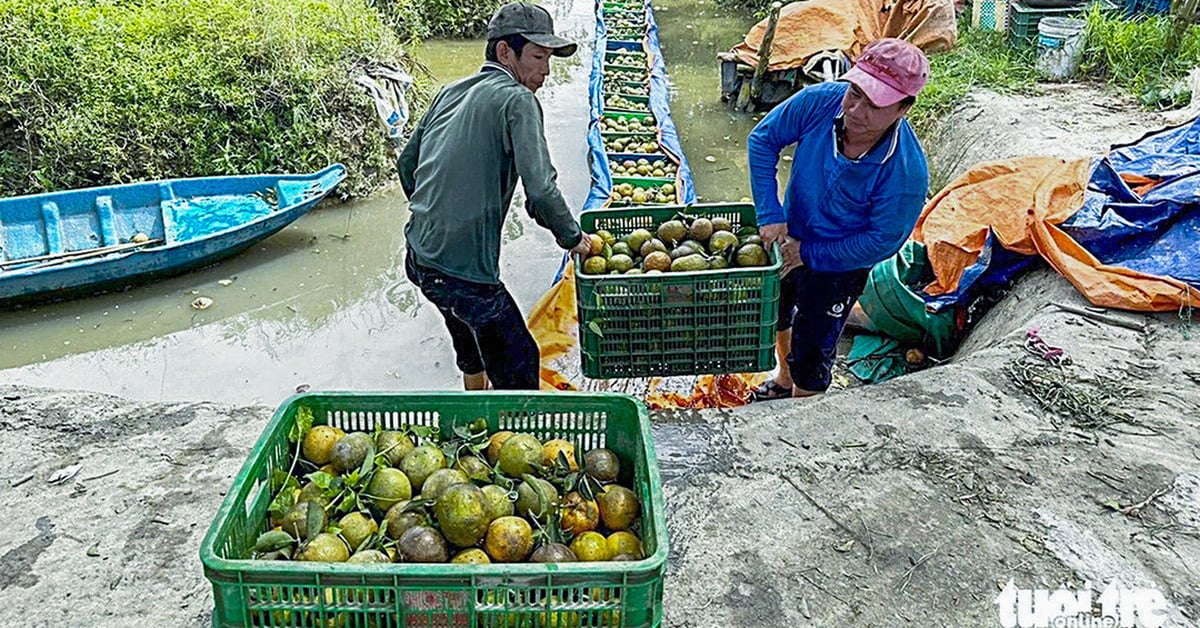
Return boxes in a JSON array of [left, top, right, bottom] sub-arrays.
[[927, 83, 1169, 184], [1, 85, 1198, 627], [661, 269, 1199, 627]]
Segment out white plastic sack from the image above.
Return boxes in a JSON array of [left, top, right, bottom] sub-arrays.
[[355, 64, 414, 142]]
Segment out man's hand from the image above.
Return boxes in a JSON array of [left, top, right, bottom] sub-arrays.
[[781, 236, 804, 277], [759, 223, 789, 249], [570, 233, 593, 257]]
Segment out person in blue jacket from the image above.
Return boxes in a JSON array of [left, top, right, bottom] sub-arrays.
[[747, 38, 931, 401]]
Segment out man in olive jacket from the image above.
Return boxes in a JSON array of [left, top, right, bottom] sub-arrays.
[[399, 2, 591, 390]]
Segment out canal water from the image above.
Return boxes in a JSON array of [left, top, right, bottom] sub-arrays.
[[0, 0, 783, 407]]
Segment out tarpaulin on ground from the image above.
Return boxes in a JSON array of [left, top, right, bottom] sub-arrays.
[[730, 0, 958, 74], [912, 156, 1090, 310], [857, 241, 957, 353], [910, 119, 1200, 313], [584, 7, 696, 212], [644, 9, 697, 206]]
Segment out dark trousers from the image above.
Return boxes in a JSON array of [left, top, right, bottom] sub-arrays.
[[777, 266, 870, 392], [404, 251, 540, 390]]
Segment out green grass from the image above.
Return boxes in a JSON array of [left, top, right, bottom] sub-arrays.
[[0, 0, 433, 197], [372, 0, 501, 39], [908, 28, 1039, 138], [908, 8, 1200, 135], [1079, 5, 1200, 108]]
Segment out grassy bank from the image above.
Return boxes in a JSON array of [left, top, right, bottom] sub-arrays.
[[910, 9, 1200, 136], [908, 29, 1039, 138], [374, 0, 502, 39], [0, 0, 437, 198], [1080, 5, 1200, 107]]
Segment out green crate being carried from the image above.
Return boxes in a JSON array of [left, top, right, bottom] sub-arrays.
[[576, 203, 781, 379], [200, 391, 668, 627]]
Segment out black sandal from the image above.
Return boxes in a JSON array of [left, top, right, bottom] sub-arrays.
[[751, 380, 793, 402]]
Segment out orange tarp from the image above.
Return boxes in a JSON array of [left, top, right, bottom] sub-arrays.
[[731, 0, 957, 73], [526, 261, 581, 392], [913, 156, 1200, 312], [644, 373, 768, 409]]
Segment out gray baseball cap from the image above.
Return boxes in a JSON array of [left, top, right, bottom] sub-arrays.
[[487, 2, 578, 57]]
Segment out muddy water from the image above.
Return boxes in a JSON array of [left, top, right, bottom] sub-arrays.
[[0, 0, 783, 406], [654, 0, 793, 200]]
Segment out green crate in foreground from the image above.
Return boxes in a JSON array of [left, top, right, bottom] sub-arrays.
[[200, 391, 667, 627], [577, 203, 781, 379]]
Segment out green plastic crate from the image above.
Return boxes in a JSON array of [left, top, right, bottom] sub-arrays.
[[604, 1, 645, 10], [603, 82, 649, 98], [605, 51, 647, 65], [604, 80, 649, 93], [612, 176, 674, 187], [610, 175, 677, 195], [608, 29, 645, 42], [607, 154, 678, 181], [600, 131, 656, 140], [604, 96, 652, 115], [603, 63, 649, 75], [602, 134, 662, 156], [576, 204, 781, 379], [607, 177, 679, 206], [602, 7, 646, 16], [603, 69, 649, 87], [600, 112, 657, 135], [200, 391, 668, 627], [1007, 1, 1096, 48]]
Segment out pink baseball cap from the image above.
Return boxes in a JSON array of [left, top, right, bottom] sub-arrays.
[[841, 38, 930, 107]]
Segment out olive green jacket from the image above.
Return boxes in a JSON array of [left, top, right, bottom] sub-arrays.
[[398, 65, 582, 284]]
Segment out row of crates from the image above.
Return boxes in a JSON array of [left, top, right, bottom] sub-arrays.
[[582, 2, 781, 380]]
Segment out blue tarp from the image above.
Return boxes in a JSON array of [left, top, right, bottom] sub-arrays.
[[1063, 122, 1200, 286], [914, 118, 1200, 314], [644, 8, 696, 205], [584, 11, 612, 212]]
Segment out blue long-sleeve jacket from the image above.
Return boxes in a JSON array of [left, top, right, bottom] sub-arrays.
[[747, 82, 929, 273]]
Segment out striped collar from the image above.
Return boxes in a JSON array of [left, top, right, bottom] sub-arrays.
[[481, 61, 517, 82], [832, 113, 901, 164]]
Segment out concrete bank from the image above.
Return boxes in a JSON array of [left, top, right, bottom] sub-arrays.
[[1, 270, 1197, 627]]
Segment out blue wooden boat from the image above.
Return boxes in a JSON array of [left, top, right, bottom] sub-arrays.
[[0, 164, 346, 308]]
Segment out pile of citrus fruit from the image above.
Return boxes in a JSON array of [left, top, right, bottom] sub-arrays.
[[579, 214, 771, 275], [252, 416, 645, 566]]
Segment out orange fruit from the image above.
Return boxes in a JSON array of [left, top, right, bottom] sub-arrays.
[[583, 448, 620, 483], [597, 485, 639, 531], [498, 433, 544, 477], [542, 439, 579, 470], [486, 431, 515, 466], [605, 531, 643, 559], [484, 516, 534, 563], [301, 425, 345, 465], [559, 491, 600, 535], [588, 234, 605, 256], [451, 548, 491, 564], [569, 531, 611, 562]]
